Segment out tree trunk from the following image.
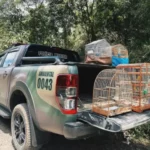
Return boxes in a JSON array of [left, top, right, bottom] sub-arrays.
[[90, 25, 97, 41]]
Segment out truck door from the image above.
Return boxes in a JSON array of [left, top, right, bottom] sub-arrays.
[[0, 51, 18, 106]]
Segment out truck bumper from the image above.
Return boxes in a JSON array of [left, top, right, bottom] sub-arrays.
[[63, 121, 98, 140]]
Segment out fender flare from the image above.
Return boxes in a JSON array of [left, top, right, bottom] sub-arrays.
[[9, 81, 39, 126], [9, 81, 50, 147]]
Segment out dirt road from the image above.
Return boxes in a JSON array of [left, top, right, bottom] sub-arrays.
[[0, 117, 13, 149], [0, 116, 149, 150]]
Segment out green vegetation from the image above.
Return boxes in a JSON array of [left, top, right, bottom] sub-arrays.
[[129, 124, 150, 147], [0, 0, 150, 62], [130, 124, 150, 140], [0, 0, 150, 142]]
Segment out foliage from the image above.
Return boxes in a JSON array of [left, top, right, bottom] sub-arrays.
[[130, 123, 150, 139], [0, 0, 150, 62], [0, 0, 150, 140]]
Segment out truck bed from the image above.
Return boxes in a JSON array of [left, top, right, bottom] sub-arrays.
[[77, 94, 92, 112], [77, 110, 150, 132], [77, 64, 112, 112]]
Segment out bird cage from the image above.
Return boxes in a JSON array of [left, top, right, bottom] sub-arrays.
[[117, 63, 150, 112], [85, 39, 112, 64], [92, 69, 132, 117]]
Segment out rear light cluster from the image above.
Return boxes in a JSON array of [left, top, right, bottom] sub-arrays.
[[56, 74, 78, 114]]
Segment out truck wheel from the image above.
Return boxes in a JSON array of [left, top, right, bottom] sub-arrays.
[[11, 104, 34, 150]]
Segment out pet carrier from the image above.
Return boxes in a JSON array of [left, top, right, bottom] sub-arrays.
[[117, 63, 150, 112], [92, 69, 132, 116]]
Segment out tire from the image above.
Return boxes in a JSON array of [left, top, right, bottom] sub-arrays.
[[11, 103, 34, 150]]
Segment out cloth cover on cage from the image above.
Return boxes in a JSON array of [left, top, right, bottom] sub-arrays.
[[112, 44, 129, 67], [85, 39, 112, 64], [85, 39, 129, 66]]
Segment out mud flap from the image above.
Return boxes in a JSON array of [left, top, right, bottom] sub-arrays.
[[30, 115, 51, 148]]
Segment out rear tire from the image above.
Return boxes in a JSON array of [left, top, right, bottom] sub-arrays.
[[11, 103, 34, 150]]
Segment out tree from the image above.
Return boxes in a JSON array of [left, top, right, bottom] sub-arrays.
[[0, 0, 150, 64]]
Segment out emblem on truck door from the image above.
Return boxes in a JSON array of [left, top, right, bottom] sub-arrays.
[[37, 71, 54, 91]]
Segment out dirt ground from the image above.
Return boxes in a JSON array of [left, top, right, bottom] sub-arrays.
[[0, 116, 149, 150]]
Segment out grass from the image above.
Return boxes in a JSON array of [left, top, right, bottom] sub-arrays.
[[129, 124, 150, 149]]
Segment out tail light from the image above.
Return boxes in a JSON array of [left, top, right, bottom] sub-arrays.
[[56, 74, 78, 114]]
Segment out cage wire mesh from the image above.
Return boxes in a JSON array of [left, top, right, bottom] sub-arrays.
[[117, 63, 150, 112], [85, 39, 112, 64], [92, 69, 132, 116], [85, 39, 112, 58]]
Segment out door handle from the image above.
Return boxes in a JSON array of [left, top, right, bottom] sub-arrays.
[[3, 71, 7, 77]]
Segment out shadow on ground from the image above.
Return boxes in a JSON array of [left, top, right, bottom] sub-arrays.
[[0, 117, 11, 134], [0, 116, 149, 150], [42, 134, 149, 150]]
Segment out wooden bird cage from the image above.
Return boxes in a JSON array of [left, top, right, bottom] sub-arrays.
[[117, 63, 150, 112], [92, 69, 132, 117]]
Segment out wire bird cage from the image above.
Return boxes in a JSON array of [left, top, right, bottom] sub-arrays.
[[117, 63, 150, 113], [92, 69, 132, 116]]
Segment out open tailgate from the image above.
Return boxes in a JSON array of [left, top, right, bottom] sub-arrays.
[[77, 110, 150, 132]]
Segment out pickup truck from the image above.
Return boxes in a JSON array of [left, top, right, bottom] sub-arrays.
[[0, 43, 150, 150]]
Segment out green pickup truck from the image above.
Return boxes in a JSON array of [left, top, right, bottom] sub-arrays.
[[0, 43, 150, 150]]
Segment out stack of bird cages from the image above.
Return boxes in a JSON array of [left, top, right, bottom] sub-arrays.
[[92, 69, 132, 117], [117, 63, 150, 112]]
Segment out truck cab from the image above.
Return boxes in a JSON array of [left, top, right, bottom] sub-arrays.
[[0, 44, 150, 150]]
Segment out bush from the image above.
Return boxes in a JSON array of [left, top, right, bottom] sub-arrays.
[[130, 123, 150, 139]]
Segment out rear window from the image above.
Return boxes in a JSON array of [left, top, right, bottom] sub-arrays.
[[25, 45, 80, 62]]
